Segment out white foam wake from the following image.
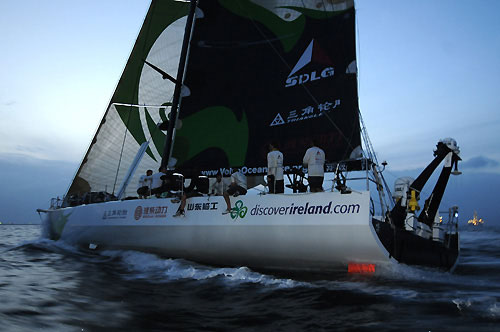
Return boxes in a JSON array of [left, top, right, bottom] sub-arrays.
[[453, 296, 500, 319], [101, 250, 302, 289]]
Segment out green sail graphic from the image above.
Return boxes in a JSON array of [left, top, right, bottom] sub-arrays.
[[219, 0, 306, 52], [172, 106, 249, 167], [219, 0, 349, 53], [113, 1, 190, 160], [174, 0, 359, 175], [117, 0, 350, 166]]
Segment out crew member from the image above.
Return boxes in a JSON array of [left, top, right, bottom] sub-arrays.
[[137, 169, 153, 198], [174, 171, 208, 217], [303, 139, 325, 192], [210, 172, 224, 196], [222, 170, 247, 214], [267, 141, 284, 194], [150, 166, 168, 197]]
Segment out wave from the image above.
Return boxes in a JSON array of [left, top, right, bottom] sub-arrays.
[[460, 224, 500, 240], [7, 226, 500, 309], [5, 238, 442, 301], [99, 249, 306, 289], [453, 296, 500, 320]]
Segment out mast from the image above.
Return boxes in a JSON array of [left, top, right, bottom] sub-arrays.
[[161, 0, 198, 169]]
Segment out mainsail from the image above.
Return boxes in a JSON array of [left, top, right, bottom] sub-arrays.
[[170, 0, 361, 176], [67, 0, 360, 198], [67, 1, 191, 198]]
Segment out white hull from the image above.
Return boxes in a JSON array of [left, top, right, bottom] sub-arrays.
[[44, 191, 392, 271]]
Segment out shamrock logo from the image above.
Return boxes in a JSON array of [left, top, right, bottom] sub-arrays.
[[230, 200, 248, 220]]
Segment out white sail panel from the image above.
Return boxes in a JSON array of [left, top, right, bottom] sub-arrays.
[[66, 1, 190, 201]]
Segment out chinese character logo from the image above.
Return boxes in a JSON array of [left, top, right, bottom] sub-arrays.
[[231, 200, 248, 220], [134, 206, 143, 220]]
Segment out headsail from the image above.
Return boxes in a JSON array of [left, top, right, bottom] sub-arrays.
[[170, 0, 361, 177], [67, 0, 191, 198]]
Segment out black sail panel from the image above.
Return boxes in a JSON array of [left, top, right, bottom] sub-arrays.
[[171, 0, 360, 176]]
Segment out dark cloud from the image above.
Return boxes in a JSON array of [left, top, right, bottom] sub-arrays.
[[461, 156, 499, 169]]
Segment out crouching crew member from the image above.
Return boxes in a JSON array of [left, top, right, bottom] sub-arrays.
[[174, 171, 208, 217], [222, 170, 247, 215], [150, 167, 168, 197]]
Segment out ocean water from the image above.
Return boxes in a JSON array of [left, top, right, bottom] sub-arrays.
[[1, 225, 499, 331]]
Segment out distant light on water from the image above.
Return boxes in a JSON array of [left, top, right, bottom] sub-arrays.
[[468, 210, 484, 226]]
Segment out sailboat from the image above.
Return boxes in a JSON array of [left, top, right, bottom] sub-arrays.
[[40, 0, 461, 272]]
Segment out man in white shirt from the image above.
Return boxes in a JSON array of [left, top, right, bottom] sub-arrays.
[[150, 166, 168, 197], [137, 169, 153, 198], [267, 141, 284, 194], [303, 140, 325, 192], [210, 172, 224, 196], [222, 170, 247, 214]]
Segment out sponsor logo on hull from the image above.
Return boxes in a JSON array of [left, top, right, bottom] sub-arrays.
[[103, 209, 128, 220], [186, 202, 219, 211], [230, 200, 248, 220], [229, 200, 361, 219], [134, 205, 168, 220], [250, 201, 361, 216]]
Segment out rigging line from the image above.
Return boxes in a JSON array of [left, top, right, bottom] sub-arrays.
[[322, 0, 333, 20], [359, 110, 393, 208], [358, 110, 373, 160], [115, 104, 161, 196], [317, 0, 356, 160], [355, 0, 361, 94], [320, 0, 328, 17], [113, 104, 133, 195], [198, 35, 295, 48], [241, 2, 357, 153]]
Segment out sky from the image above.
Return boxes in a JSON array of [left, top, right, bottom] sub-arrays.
[[1, 0, 499, 223]]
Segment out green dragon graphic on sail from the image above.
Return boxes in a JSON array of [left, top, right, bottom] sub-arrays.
[[110, 1, 189, 162], [172, 106, 248, 167], [219, 0, 351, 52], [114, 0, 353, 169]]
